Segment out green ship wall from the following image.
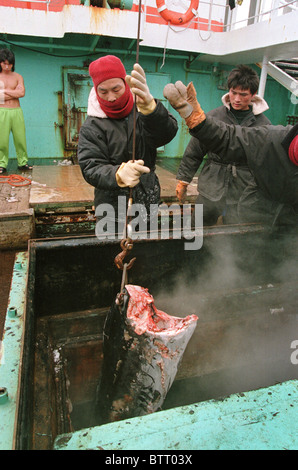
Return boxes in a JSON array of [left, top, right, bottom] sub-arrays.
[[1, 35, 293, 161]]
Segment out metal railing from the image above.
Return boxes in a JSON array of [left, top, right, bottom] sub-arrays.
[[0, 0, 297, 30], [224, 0, 298, 31]]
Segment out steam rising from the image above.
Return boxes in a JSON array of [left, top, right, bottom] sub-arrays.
[[153, 232, 298, 403]]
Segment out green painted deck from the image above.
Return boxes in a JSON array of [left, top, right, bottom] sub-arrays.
[[0, 253, 28, 450], [54, 380, 298, 450]]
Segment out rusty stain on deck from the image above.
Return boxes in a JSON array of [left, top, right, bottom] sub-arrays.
[[0, 164, 196, 248]]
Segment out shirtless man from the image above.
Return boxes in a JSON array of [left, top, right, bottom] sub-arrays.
[[0, 48, 32, 174]]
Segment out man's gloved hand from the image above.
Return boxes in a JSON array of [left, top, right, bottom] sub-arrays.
[[163, 81, 205, 128], [163, 81, 193, 119], [176, 180, 188, 203], [116, 159, 150, 188], [126, 64, 156, 115]]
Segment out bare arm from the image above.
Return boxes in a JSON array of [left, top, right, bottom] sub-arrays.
[[2, 75, 25, 100]]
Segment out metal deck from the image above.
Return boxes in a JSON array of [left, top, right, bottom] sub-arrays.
[[28, 164, 198, 209], [53, 379, 298, 450], [0, 175, 34, 250], [0, 164, 198, 249]]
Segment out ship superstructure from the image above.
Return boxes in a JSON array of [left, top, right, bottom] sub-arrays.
[[0, 0, 297, 159]]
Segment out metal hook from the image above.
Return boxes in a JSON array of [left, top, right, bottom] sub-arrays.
[[115, 262, 129, 306], [114, 237, 136, 271], [114, 240, 136, 306]]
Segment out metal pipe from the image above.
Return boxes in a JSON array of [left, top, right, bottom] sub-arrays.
[[0, 39, 191, 60], [258, 55, 268, 98], [107, 0, 133, 9], [183, 60, 212, 75]]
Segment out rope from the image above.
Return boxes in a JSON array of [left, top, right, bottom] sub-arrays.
[[0, 174, 32, 187]]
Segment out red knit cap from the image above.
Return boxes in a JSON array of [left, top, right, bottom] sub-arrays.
[[288, 134, 298, 166], [88, 55, 133, 119], [89, 55, 126, 88]]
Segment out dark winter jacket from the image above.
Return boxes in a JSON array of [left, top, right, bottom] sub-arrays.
[[78, 88, 178, 217], [177, 94, 271, 203], [190, 116, 298, 224]]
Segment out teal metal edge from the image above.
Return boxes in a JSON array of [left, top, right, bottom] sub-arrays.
[[0, 253, 28, 450], [54, 380, 298, 451]]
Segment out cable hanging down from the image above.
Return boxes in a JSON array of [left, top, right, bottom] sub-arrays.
[[114, 0, 143, 303]]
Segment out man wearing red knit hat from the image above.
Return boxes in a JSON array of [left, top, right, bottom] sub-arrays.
[[164, 80, 298, 226], [78, 55, 178, 235]]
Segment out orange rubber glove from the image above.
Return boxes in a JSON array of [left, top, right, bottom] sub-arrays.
[[163, 81, 205, 128], [176, 180, 188, 203], [185, 82, 206, 129]]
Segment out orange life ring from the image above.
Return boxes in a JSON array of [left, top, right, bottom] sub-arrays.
[[156, 0, 199, 25]]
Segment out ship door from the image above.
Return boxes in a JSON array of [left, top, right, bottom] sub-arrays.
[[62, 67, 92, 156]]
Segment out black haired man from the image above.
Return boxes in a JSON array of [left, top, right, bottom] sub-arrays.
[[175, 65, 270, 225], [164, 80, 297, 227], [0, 48, 32, 174]]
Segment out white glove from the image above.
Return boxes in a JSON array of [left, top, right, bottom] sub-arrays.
[[126, 64, 156, 115], [176, 180, 188, 203], [116, 159, 150, 188]]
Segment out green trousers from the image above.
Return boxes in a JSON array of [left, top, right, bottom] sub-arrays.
[[0, 107, 28, 168]]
